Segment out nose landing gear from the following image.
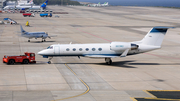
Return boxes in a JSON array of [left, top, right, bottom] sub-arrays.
[[105, 58, 112, 65], [48, 57, 53, 64]]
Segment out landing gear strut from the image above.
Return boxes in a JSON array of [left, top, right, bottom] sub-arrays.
[[48, 57, 53, 64], [105, 58, 112, 65], [42, 39, 46, 42]]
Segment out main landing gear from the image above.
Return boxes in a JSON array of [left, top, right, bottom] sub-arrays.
[[48, 57, 53, 64], [105, 58, 112, 65], [42, 39, 46, 42]]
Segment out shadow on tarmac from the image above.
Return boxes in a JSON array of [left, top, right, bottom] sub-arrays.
[[28, 41, 56, 43], [52, 60, 180, 68]]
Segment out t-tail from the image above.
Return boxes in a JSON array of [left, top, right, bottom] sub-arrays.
[[20, 25, 27, 35], [140, 27, 174, 46], [134, 27, 174, 52]]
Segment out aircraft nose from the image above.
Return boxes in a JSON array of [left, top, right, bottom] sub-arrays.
[[38, 50, 44, 55]]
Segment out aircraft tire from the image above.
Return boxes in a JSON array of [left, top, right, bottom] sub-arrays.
[[48, 61, 51, 64], [106, 60, 112, 65], [28, 40, 30, 42]]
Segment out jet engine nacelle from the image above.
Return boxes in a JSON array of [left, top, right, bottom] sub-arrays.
[[110, 42, 138, 51]]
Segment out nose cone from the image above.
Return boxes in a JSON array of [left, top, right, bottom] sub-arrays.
[[38, 50, 45, 55]]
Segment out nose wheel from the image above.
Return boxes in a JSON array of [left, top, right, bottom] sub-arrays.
[[48, 57, 53, 64], [48, 61, 51, 64], [105, 58, 112, 65]]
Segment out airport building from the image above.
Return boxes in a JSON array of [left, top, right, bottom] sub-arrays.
[[0, 0, 6, 8]]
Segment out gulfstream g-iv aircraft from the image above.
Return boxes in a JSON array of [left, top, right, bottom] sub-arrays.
[[38, 27, 173, 64], [20, 25, 56, 42]]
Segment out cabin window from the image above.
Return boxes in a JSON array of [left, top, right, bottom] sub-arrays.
[[98, 48, 102, 51], [92, 48, 96, 51], [85, 48, 89, 51], [73, 48, 76, 51], [79, 48, 82, 51], [66, 48, 70, 51]]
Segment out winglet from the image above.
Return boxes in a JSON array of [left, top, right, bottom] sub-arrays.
[[120, 49, 130, 57]]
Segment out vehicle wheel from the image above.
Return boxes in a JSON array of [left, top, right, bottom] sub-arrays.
[[8, 60, 15, 65], [28, 40, 30, 42], [48, 61, 51, 64], [23, 59, 29, 64]]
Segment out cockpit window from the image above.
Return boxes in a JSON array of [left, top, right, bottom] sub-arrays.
[[47, 46, 53, 49]]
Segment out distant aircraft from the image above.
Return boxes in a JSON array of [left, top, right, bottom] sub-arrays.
[[3, 0, 48, 10], [38, 27, 173, 64], [20, 25, 55, 42], [18, 0, 34, 6], [101, 2, 109, 6], [88, 2, 109, 7], [7, 18, 17, 24]]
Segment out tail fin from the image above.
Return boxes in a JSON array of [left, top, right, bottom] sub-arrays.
[[41, 0, 48, 9], [45, 0, 48, 4], [20, 25, 27, 35], [140, 27, 173, 46]]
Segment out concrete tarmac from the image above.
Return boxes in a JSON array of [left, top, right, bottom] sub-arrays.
[[0, 6, 180, 101]]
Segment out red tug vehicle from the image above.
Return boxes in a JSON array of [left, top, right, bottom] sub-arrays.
[[23, 13, 35, 17], [3, 52, 36, 65]]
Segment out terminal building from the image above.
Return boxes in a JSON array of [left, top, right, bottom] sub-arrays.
[[0, 0, 6, 8]]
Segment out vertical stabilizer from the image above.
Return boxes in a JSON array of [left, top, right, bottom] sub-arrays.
[[41, 0, 48, 9], [20, 25, 27, 35], [141, 27, 173, 46]]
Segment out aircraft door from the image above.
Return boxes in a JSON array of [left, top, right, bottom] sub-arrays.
[[54, 46, 60, 55]]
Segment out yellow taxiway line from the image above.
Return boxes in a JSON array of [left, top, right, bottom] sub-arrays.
[[52, 64, 90, 101]]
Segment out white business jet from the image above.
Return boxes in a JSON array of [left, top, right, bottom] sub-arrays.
[[38, 27, 173, 64]]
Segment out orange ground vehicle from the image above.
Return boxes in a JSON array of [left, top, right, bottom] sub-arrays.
[[3, 52, 36, 65]]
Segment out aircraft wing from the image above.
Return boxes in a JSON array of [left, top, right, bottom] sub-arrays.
[[48, 35, 57, 37], [83, 55, 119, 58], [84, 49, 130, 58]]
